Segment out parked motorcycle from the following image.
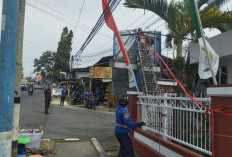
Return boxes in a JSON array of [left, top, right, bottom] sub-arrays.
[[71, 91, 83, 105]]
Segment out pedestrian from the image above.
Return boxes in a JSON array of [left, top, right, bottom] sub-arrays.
[[84, 90, 91, 108], [60, 87, 66, 106], [90, 94, 96, 111], [43, 85, 53, 114], [115, 95, 145, 157]]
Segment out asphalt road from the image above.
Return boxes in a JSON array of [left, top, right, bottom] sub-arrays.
[[19, 90, 115, 149]]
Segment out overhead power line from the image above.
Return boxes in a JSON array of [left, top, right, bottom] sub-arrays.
[[80, 48, 113, 58], [73, 0, 121, 60], [137, 14, 156, 28], [74, 0, 86, 34], [26, 2, 111, 39], [144, 18, 162, 30], [125, 13, 145, 29]]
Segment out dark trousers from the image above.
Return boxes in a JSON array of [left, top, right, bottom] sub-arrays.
[[115, 133, 134, 157], [45, 99, 51, 114], [60, 97, 65, 106], [91, 102, 96, 110], [85, 98, 89, 108]]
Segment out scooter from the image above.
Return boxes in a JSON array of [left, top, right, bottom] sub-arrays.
[[28, 88, 33, 95]]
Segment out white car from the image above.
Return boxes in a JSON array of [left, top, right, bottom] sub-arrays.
[[52, 88, 62, 97]]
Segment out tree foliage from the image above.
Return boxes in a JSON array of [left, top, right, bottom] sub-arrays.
[[33, 27, 73, 82], [53, 27, 73, 81], [33, 51, 55, 80], [124, 0, 232, 56], [124, 0, 232, 91]]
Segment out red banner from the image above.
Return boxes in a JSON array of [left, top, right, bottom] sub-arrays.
[[102, 0, 129, 66]]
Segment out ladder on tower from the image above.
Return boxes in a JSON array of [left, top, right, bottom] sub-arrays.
[[137, 41, 158, 95]]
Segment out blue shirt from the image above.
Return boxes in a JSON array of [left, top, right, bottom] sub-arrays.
[[85, 92, 91, 98], [61, 90, 66, 98], [115, 105, 136, 134]]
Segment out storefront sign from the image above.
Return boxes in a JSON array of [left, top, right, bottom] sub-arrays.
[[89, 67, 112, 79]]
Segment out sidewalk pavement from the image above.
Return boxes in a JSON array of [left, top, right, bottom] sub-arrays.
[[51, 98, 116, 113], [38, 138, 108, 157]]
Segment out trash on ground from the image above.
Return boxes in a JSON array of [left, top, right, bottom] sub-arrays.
[[18, 136, 30, 145]]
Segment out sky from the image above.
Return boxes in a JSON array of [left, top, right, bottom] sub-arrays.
[[0, 0, 231, 77]]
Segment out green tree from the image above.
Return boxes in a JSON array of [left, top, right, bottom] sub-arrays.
[[33, 51, 55, 81], [53, 27, 73, 81], [124, 0, 232, 89]]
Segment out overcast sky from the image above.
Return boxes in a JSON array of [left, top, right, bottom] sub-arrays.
[[0, 0, 231, 77]]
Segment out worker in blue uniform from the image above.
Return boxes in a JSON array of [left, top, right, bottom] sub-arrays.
[[115, 95, 145, 157]]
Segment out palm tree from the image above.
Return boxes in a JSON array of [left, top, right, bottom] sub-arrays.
[[124, 0, 232, 85]]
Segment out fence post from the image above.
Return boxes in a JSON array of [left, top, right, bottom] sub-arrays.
[[127, 91, 142, 137], [207, 85, 232, 157], [163, 93, 168, 140]]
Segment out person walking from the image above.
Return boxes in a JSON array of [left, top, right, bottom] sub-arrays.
[[84, 90, 91, 108], [90, 94, 96, 111], [60, 87, 66, 106], [115, 96, 145, 157], [43, 85, 53, 114]]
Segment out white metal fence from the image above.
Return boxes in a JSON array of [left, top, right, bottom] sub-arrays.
[[137, 93, 212, 156]]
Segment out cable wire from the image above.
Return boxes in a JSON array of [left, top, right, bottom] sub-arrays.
[[73, 0, 121, 60], [74, 0, 86, 34]]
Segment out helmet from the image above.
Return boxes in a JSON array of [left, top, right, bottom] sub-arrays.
[[118, 95, 129, 106]]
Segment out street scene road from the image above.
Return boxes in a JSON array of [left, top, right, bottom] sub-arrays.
[[1, 0, 232, 156], [19, 90, 115, 149]]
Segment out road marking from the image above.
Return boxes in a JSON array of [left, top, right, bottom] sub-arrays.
[[65, 138, 80, 141]]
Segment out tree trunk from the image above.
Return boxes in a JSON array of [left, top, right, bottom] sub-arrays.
[[176, 39, 183, 58], [173, 39, 185, 94]]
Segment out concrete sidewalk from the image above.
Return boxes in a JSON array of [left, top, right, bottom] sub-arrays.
[[51, 98, 116, 113], [39, 138, 108, 157], [55, 140, 100, 157]]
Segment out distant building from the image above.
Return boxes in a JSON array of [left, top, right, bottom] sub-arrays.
[[35, 73, 42, 81]]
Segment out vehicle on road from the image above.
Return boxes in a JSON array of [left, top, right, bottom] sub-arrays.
[[52, 87, 62, 97], [28, 88, 33, 95], [21, 82, 27, 90], [71, 91, 84, 105], [27, 84, 34, 95]]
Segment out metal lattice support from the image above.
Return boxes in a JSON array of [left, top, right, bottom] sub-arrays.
[[137, 93, 212, 156]]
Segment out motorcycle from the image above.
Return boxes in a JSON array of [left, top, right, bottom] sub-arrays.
[[28, 88, 34, 95], [71, 91, 83, 105]]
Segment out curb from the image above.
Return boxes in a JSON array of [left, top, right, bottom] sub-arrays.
[[42, 138, 80, 141], [51, 99, 115, 114], [91, 138, 108, 157]]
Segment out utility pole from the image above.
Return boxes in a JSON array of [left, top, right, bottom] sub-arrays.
[[12, 0, 26, 156], [0, 0, 19, 156]]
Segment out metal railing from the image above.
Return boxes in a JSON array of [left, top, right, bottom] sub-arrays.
[[137, 93, 212, 156]]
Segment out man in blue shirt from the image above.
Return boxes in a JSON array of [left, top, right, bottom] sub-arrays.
[[115, 96, 145, 157], [60, 87, 66, 106], [84, 90, 91, 108]]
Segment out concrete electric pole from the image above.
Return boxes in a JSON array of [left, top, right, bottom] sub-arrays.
[[0, 0, 19, 156], [12, 0, 26, 156]]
